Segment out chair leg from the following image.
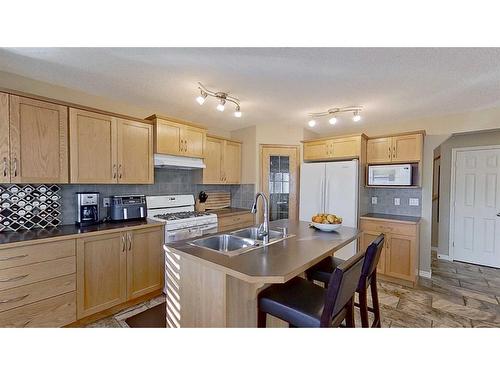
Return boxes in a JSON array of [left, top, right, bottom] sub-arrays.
[[257, 309, 267, 328], [370, 274, 382, 328], [345, 298, 355, 328], [358, 289, 370, 328]]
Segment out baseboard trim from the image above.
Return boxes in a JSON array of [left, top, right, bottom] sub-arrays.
[[437, 254, 453, 261], [419, 270, 432, 279]]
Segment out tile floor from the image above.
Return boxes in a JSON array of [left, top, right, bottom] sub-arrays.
[[87, 252, 500, 328]]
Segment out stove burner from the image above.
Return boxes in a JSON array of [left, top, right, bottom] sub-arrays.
[[153, 211, 211, 221]]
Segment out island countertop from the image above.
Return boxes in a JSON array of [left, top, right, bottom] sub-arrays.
[[165, 219, 360, 284]]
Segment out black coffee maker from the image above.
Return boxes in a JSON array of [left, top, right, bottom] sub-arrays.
[[76, 192, 100, 226]]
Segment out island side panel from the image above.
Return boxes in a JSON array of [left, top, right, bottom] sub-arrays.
[[165, 248, 227, 328]]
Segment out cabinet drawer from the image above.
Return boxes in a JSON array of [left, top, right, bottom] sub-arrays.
[[0, 291, 76, 327], [218, 213, 254, 231], [360, 219, 416, 237], [0, 274, 75, 313], [0, 256, 75, 291], [0, 240, 75, 270]]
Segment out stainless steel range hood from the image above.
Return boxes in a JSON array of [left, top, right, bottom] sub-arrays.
[[154, 154, 206, 169]]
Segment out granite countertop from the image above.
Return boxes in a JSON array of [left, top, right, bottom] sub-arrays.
[[207, 207, 253, 217], [166, 219, 360, 284], [360, 213, 421, 223], [0, 219, 164, 248]]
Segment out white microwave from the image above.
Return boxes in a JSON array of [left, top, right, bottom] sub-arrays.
[[368, 164, 412, 186]]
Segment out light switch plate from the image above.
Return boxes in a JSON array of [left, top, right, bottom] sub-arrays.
[[103, 198, 111, 207], [394, 198, 400, 206], [371, 197, 377, 205], [409, 198, 419, 206]]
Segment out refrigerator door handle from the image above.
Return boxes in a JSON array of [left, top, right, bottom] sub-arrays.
[[320, 177, 325, 213], [324, 178, 329, 212]]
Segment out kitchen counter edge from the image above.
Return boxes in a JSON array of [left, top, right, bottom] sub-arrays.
[[360, 213, 421, 224]]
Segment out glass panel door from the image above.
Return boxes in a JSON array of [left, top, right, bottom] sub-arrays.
[[269, 155, 290, 221]]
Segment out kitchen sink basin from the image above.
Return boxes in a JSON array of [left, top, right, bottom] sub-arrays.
[[189, 234, 259, 256], [230, 227, 284, 241]]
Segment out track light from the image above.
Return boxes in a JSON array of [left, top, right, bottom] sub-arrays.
[[308, 119, 316, 127], [216, 99, 226, 112], [196, 91, 207, 105], [234, 106, 242, 118], [353, 111, 361, 122], [328, 116, 337, 125]]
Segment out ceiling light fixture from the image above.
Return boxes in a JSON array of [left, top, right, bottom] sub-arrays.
[[307, 106, 363, 127], [196, 82, 241, 118]]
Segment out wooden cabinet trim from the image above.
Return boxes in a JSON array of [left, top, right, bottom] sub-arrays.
[[0, 93, 10, 183]]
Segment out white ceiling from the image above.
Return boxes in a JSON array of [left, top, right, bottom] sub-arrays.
[[1, 48, 500, 135]]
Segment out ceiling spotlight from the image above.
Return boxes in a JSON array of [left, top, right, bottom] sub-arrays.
[[216, 99, 226, 112], [234, 106, 242, 118], [196, 91, 207, 105], [308, 119, 316, 127], [328, 117, 337, 125], [353, 111, 361, 122]]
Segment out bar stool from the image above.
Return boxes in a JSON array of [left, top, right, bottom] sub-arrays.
[[306, 234, 385, 328], [257, 251, 365, 328]]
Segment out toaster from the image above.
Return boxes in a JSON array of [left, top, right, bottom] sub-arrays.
[[110, 195, 147, 221]]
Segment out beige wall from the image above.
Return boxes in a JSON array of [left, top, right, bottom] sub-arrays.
[[231, 126, 257, 184], [438, 129, 500, 257]]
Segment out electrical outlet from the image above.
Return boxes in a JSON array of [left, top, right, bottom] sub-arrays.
[[371, 197, 377, 205], [409, 198, 419, 206], [394, 198, 400, 206], [103, 198, 111, 207]]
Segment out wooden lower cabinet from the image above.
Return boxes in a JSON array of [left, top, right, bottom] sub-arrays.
[[76, 226, 164, 319], [218, 212, 255, 232], [360, 217, 420, 285]]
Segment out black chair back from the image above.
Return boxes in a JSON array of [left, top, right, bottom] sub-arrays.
[[358, 234, 385, 290], [320, 251, 365, 327]]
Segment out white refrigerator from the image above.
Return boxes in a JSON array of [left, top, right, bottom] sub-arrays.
[[299, 159, 359, 259]]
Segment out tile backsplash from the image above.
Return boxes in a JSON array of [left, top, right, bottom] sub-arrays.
[[362, 187, 422, 217]]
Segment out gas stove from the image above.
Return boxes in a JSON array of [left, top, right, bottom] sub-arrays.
[[146, 195, 218, 241]]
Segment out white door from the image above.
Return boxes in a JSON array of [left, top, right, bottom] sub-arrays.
[[299, 162, 325, 221], [453, 148, 500, 267], [325, 160, 359, 259]]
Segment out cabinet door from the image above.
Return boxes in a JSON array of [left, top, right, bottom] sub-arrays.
[[331, 136, 360, 158], [224, 141, 241, 184], [361, 231, 386, 274], [385, 234, 415, 281], [303, 140, 330, 161], [203, 136, 224, 184], [392, 134, 423, 162], [76, 232, 127, 318], [182, 126, 205, 158], [0, 93, 9, 183], [69, 108, 117, 183], [9, 96, 68, 183], [117, 119, 153, 184], [126, 227, 164, 300], [367, 137, 392, 163], [154, 119, 182, 155]]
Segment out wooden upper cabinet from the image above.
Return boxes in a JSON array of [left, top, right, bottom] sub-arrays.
[[203, 136, 224, 183], [367, 133, 423, 164], [303, 139, 331, 161], [150, 115, 206, 158], [76, 232, 127, 319], [69, 108, 117, 183], [202, 136, 241, 184], [366, 137, 392, 163], [117, 119, 153, 184], [224, 141, 241, 184], [0, 93, 9, 183], [392, 134, 423, 163], [9, 96, 68, 183], [303, 135, 365, 162], [331, 136, 361, 158], [126, 227, 164, 300]]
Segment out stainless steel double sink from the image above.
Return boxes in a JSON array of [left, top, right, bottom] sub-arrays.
[[188, 226, 294, 256]]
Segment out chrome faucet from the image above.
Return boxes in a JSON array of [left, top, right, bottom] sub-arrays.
[[251, 192, 269, 242]]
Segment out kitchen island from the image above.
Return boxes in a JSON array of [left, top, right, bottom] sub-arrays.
[[165, 219, 360, 327]]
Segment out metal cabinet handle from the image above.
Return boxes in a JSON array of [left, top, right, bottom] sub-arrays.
[[184, 139, 187, 152], [113, 164, 117, 179], [388, 147, 391, 159], [392, 147, 396, 159], [0, 274, 29, 283], [0, 294, 30, 304], [2, 157, 7, 177], [118, 164, 122, 179], [121, 234, 126, 252], [0, 254, 28, 262], [128, 232, 132, 251], [13, 158, 17, 177]]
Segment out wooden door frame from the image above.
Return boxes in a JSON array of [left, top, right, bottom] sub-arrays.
[[449, 145, 500, 262], [259, 144, 301, 221]]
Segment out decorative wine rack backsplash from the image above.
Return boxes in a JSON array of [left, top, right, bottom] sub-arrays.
[[0, 184, 61, 232]]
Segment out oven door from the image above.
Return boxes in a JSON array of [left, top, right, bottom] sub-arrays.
[[165, 223, 218, 243]]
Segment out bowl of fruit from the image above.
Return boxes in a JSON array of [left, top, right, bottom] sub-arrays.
[[310, 213, 343, 232]]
